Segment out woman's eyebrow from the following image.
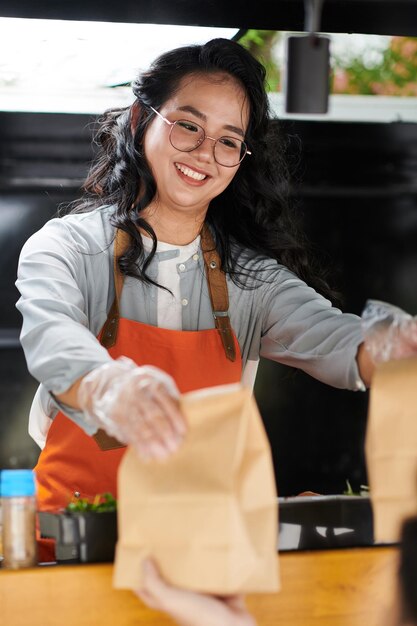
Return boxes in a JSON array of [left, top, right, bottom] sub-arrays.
[[176, 105, 245, 137]]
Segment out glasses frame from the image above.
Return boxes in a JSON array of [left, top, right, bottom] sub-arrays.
[[149, 106, 252, 167]]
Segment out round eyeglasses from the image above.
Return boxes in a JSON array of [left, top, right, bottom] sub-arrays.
[[150, 107, 251, 168]]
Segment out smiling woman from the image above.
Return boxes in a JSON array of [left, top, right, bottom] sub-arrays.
[[140, 73, 249, 244], [15, 36, 417, 581]]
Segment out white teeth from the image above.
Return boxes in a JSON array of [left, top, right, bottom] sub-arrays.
[[175, 163, 207, 181]]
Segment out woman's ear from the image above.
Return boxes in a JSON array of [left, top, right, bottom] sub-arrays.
[[130, 101, 142, 136]]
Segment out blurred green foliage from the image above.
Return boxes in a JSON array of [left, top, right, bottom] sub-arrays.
[[238, 30, 417, 96], [238, 30, 281, 91], [332, 37, 417, 96]]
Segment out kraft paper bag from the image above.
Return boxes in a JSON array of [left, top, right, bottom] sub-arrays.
[[366, 357, 417, 542], [113, 383, 279, 594]]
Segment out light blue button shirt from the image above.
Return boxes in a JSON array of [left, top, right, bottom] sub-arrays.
[[16, 205, 365, 434]]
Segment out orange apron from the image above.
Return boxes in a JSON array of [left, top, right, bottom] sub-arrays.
[[34, 226, 242, 561]]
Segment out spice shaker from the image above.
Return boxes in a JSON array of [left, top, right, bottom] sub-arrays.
[[1, 469, 37, 569]]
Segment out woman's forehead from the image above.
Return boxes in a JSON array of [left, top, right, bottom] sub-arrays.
[[164, 72, 250, 128], [175, 71, 246, 98]]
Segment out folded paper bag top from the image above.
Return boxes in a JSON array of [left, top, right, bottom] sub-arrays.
[[113, 384, 280, 594], [366, 357, 417, 543]]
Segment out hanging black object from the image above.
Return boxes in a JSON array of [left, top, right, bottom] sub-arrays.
[[285, 0, 330, 114]]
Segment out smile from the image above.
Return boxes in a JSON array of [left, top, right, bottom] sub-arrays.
[[175, 163, 208, 181]]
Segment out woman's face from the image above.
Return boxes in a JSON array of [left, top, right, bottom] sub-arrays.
[[143, 72, 250, 218]]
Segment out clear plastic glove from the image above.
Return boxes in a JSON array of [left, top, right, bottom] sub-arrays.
[[77, 357, 186, 461], [362, 300, 417, 364], [135, 559, 257, 626]]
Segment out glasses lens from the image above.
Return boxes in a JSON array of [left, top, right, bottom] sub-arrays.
[[214, 137, 247, 167], [170, 120, 204, 152], [169, 119, 248, 167]]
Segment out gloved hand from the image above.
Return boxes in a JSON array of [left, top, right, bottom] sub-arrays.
[[362, 300, 417, 364], [77, 357, 186, 461]]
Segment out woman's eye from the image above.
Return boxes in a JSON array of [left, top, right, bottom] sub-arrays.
[[177, 121, 200, 133], [219, 137, 240, 150]]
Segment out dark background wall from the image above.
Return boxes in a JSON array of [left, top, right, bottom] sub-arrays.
[[258, 119, 417, 496], [1, 110, 416, 496], [0, 112, 95, 471]]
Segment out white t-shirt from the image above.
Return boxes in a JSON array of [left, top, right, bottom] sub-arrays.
[[141, 233, 200, 330]]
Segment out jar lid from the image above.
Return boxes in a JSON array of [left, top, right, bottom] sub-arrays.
[[0, 469, 36, 497]]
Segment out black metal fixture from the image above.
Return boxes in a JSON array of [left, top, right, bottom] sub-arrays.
[[285, 0, 330, 114]]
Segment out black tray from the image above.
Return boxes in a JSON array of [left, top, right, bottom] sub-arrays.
[[278, 495, 374, 551], [39, 510, 117, 563], [39, 495, 377, 563]]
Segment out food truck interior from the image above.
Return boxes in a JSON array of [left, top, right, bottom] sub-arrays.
[[0, 0, 416, 497]]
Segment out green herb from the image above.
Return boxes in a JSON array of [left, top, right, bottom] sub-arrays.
[[343, 480, 370, 496], [344, 479, 358, 496], [65, 492, 117, 513]]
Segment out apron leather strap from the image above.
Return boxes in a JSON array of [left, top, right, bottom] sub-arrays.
[[200, 224, 236, 363], [94, 225, 235, 451], [100, 229, 131, 349]]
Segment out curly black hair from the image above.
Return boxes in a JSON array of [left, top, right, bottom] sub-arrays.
[[66, 37, 333, 298]]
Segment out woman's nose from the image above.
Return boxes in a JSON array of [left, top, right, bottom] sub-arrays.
[[194, 136, 216, 162]]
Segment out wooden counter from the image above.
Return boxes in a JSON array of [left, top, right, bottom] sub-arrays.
[[0, 546, 398, 626]]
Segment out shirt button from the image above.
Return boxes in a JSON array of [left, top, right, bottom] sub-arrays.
[[178, 263, 186, 272], [192, 254, 199, 261], [181, 298, 188, 307]]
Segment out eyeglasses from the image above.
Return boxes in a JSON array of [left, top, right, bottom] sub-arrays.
[[149, 106, 251, 168]]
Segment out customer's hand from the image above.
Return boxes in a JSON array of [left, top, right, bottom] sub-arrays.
[[77, 357, 186, 461], [135, 559, 257, 626]]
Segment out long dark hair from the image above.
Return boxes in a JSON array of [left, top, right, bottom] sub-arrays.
[[67, 38, 333, 298]]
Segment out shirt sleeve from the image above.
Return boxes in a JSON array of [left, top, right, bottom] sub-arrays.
[[16, 216, 114, 432], [259, 266, 366, 390]]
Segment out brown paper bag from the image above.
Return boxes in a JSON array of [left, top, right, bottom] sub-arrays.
[[366, 357, 417, 542], [113, 384, 279, 594]]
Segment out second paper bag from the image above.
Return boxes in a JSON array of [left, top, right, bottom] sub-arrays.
[[366, 357, 417, 542], [113, 384, 279, 594]]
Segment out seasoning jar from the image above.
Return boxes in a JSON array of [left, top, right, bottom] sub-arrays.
[[0, 469, 37, 569], [0, 497, 3, 563]]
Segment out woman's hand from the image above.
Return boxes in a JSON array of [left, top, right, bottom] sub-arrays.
[[357, 301, 417, 386], [77, 357, 187, 461], [362, 300, 417, 364], [135, 559, 257, 626]]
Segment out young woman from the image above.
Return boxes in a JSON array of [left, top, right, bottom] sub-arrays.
[[16, 38, 416, 565]]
